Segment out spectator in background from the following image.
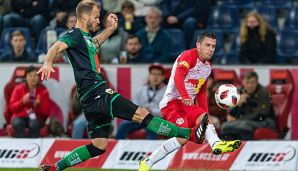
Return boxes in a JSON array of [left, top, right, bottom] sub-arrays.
[[3, 0, 48, 43], [136, 7, 171, 63], [221, 71, 276, 140], [117, 0, 143, 34], [0, 30, 36, 62], [100, 17, 128, 64], [116, 64, 166, 139], [116, 35, 143, 64], [239, 12, 277, 64], [9, 66, 51, 138], [160, 0, 212, 48]]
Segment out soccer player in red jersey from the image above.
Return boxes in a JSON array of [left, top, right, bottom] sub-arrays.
[[139, 32, 241, 171]]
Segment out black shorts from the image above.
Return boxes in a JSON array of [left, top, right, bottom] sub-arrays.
[[80, 84, 138, 139]]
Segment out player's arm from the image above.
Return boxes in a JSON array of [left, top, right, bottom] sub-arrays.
[[174, 53, 196, 106], [37, 41, 68, 80], [93, 13, 118, 49]]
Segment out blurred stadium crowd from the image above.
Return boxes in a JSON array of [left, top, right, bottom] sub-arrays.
[[0, 0, 297, 140]]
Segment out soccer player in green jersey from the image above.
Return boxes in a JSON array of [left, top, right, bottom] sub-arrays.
[[38, 1, 207, 171]]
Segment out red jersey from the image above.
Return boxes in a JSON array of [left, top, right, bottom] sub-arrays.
[[160, 48, 212, 112]]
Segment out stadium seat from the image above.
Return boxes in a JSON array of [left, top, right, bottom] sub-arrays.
[[207, 6, 240, 33], [254, 69, 294, 139], [221, 0, 256, 10], [166, 29, 185, 62], [35, 27, 66, 55], [0, 27, 32, 51], [226, 34, 240, 64], [3, 66, 62, 137], [259, 0, 292, 10], [191, 30, 225, 64], [256, 6, 279, 31], [213, 69, 240, 86], [284, 6, 298, 31], [276, 29, 298, 64]]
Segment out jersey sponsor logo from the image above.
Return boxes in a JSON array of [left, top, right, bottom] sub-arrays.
[[157, 122, 171, 136], [83, 36, 95, 48], [105, 88, 114, 94], [176, 118, 184, 125], [179, 61, 189, 68]]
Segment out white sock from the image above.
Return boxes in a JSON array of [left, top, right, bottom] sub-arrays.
[[205, 124, 220, 147], [146, 137, 181, 167]]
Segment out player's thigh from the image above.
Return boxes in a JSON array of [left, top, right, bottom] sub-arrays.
[[189, 105, 207, 127], [161, 104, 189, 128], [84, 103, 112, 139], [110, 94, 139, 121]]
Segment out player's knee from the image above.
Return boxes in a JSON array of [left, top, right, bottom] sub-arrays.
[[86, 143, 105, 157], [91, 138, 108, 150], [132, 107, 150, 123], [176, 138, 188, 146]]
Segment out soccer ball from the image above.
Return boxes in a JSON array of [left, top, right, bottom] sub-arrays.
[[215, 84, 240, 109]]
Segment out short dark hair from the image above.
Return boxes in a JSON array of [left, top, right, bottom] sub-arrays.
[[125, 34, 140, 44], [243, 71, 258, 81], [11, 30, 26, 40], [76, 0, 100, 19], [197, 32, 216, 42], [25, 65, 37, 76], [121, 0, 135, 11]]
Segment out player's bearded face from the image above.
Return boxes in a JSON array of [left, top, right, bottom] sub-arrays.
[[197, 37, 216, 61], [87, 7, 100, 33]]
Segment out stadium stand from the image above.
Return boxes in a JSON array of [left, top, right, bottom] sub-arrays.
[[276, 29, 298, 64], [220, 0, 256, 10], [207, 6, 240, 34], [213, 69, 241, 86], [284, 6, 298, 31], [258, 0, 292, 10], [166, 28, 185, 62], [35, 27, 66, 55]]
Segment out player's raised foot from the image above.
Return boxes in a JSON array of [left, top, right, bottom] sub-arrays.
[[212, 140, 242, 155], [40, 165, 57, 171], [193, 113, 208, 144], [139, 158, 151, 171]]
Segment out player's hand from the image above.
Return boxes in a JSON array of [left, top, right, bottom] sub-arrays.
[[106, 13, 118, 31], [23, 93, 30, 105], [238, 93, 248, 106], [34, 95, 41, 108], [37, 63, 55, 81], [226, 114, 236, 122], [182, 99, 193, 106]]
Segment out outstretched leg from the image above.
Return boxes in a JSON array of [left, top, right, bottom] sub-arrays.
[[41, 138, 107, 171]]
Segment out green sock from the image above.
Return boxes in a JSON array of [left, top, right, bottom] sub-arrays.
[[56, 145, 91, 170], [146, 117, 191, 139]]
